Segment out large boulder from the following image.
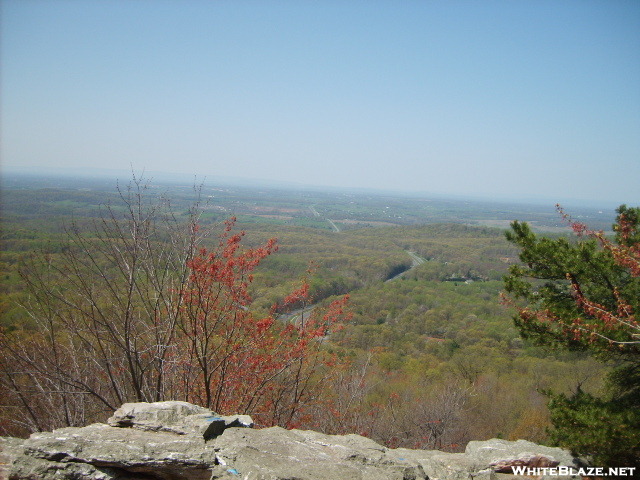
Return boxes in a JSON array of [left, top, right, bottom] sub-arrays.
[[0, 401, 586, 480], [9, 422, 224, 480], [107, 401, 253, 441], [107, 400, 212, 431], [395, 438, 584, 480], [465, 438, 583, 474], [0, 437, 23, 480], [211, 426, 426, 480], [392, 449, 488, 480]]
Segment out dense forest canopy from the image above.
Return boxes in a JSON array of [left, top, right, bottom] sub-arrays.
[[0, 173, 616, 456]]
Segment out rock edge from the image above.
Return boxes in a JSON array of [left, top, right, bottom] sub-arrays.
[[1, 401, 585, 480]]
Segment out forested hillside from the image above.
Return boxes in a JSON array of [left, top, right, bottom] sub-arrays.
[[0, 174, 608, 451]]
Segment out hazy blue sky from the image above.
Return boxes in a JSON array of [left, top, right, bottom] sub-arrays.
[[2, 0, 639, 205]]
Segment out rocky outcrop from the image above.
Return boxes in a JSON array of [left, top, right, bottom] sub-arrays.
[[1, 401, 585, 480], [107, 401, 254, 440]]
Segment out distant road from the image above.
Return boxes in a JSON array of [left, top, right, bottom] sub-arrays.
[[406, 251, 426, 267], [386, 251, 427, 282], [326, 218, 341, 233], [280, 250, 426, 325], [308, 205, 320, 217], [309, 205, 341, 232], [278, 305, 316, 326]]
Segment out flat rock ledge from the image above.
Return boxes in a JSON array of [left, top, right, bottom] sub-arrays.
[[0, 401, 585, 480]]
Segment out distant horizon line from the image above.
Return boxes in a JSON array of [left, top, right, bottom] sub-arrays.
[[1, 164, 629, 211]]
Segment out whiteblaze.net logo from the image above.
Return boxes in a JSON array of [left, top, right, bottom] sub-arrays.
[[511, 466, 636, 477]]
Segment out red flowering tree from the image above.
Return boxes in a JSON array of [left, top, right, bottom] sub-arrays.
[[177, 218, 350, 426], [0, 177, 350, 435]]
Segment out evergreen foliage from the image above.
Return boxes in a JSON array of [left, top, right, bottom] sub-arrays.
[[504, 205, 640, 467]]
